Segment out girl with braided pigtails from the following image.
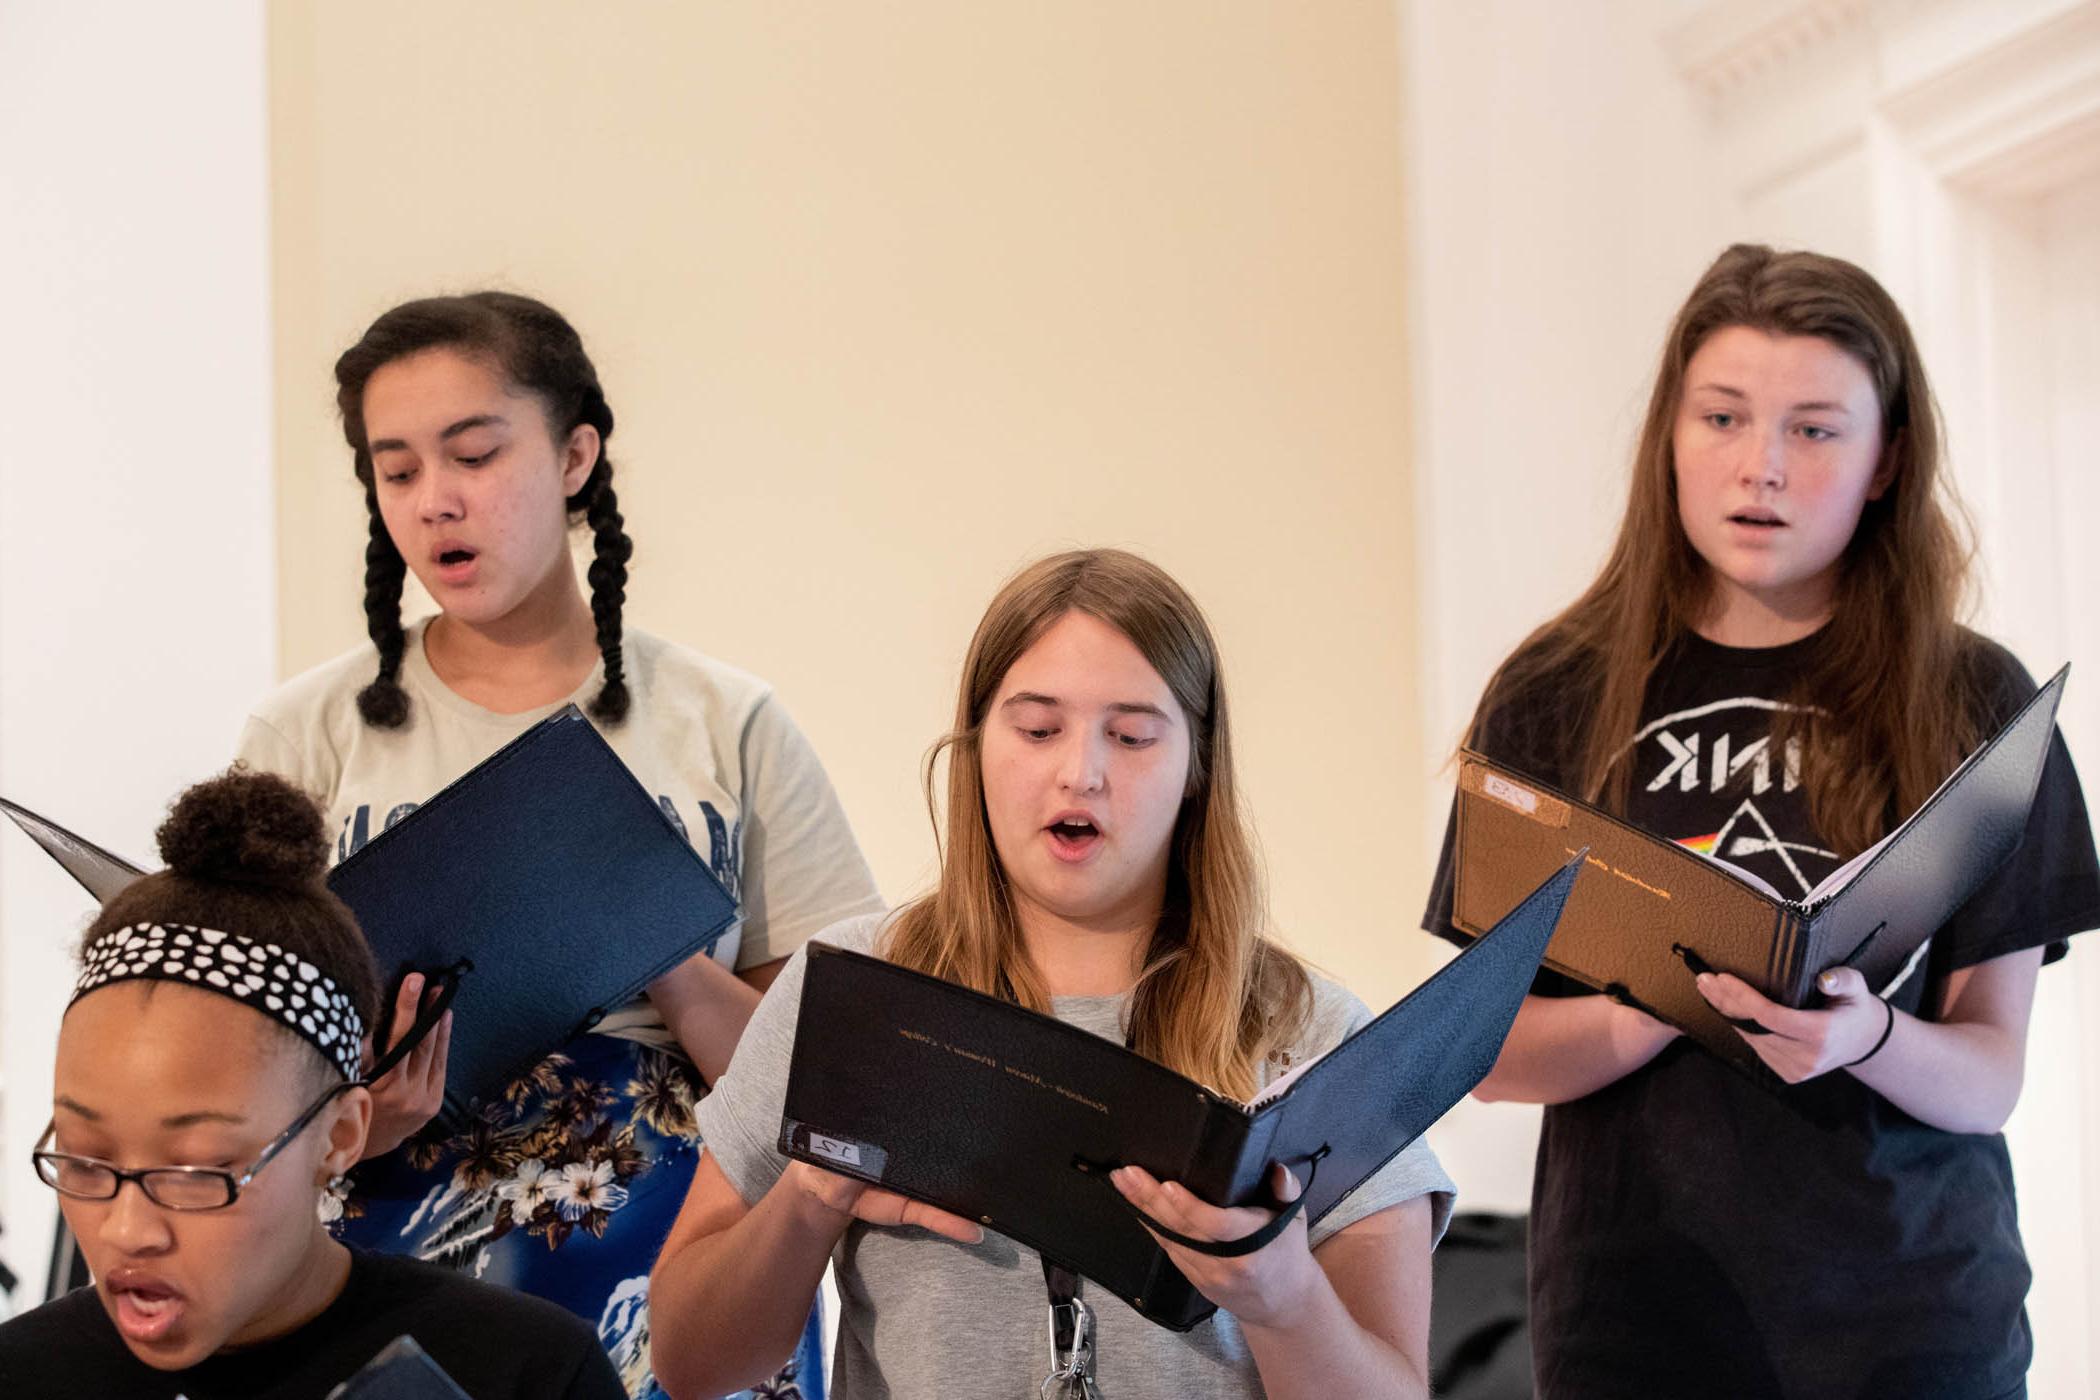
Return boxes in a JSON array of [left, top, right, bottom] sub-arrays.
[[237, 293, 883, 1400]]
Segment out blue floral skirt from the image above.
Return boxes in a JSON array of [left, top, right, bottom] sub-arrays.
[[332, 1032, 823, 1400]]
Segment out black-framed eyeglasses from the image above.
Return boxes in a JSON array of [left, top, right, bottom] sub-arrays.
[[33, 1078, 357, 1210], [31, 961, 465, 1213]]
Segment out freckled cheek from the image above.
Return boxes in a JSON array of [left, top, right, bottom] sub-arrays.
[[1669, 462, 1712, 533], [1797, 473, 1872, 546], [1680, 454, 1729, 504]]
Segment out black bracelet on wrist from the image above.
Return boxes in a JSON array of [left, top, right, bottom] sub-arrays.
[[1843, 998, 1896, 1069]]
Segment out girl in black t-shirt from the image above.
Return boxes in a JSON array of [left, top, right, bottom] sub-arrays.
[[0, 770, 623, 1399], [1425, 244, 2100, 1400]]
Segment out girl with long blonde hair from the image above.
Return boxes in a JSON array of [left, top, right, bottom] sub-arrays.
[[653, 549, 1453, 1399]]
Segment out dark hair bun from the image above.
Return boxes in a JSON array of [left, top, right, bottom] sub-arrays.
[[156, 768, 329, 888]]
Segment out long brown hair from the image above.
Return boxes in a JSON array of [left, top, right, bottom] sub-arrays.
[[1475, 244, 1980, 856], [883, 549, 1311, 1102]]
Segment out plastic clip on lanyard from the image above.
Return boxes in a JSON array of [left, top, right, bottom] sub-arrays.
[[1041, 1259, 1101, 1399]]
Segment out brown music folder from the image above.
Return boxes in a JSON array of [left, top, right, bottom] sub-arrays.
[[1450, 666, 2066, 1075]]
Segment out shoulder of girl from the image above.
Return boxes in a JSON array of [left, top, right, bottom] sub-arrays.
[[240, 647, 394, 778], [1475, 641, 1596, 730], [809, 908, 892, 958], [1953, 628, 2041, 715], [1298, 965, 1373, 1041], [252, 636, 393, 720], [631, 630, 777, 712]]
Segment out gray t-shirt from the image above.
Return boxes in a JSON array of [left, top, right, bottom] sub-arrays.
[[696, 913, 1456, 1399]]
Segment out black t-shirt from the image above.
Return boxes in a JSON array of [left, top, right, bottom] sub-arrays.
[[1424, 628, 2100, 1400], [0, 1248, 627, 1400]]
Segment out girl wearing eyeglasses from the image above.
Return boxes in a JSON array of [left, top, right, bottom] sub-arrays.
[[0, 770, 626, 1398]]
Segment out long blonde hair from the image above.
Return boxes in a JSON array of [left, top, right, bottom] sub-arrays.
[[883, 549, 1311, 1102], [1476, 244, 1981, 857]]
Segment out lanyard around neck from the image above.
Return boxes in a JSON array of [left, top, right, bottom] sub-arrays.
[[1041, 1257, 1101, 1399]]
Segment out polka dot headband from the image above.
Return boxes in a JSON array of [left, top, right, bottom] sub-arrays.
[[72, 923, 365, 1081]]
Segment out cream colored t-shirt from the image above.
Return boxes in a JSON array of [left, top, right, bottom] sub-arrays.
[[236, 620, 885, 1043]]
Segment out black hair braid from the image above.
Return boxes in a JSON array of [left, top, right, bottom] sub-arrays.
[[355, 475, 412, 728], [580, 457, 634, 724]]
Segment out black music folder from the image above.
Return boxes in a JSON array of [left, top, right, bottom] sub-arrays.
[[1450, 666, 2067, 1073], [780, 855, 1581, 1330], [326, 1336, 472, 1399], [3, 706, 737, 1125], [0, 796, 144, 903]]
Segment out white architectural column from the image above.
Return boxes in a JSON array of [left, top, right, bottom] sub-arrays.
[[1406, 1, 2099, 1394], [1401, 0, 1743, 1213], [0, 2, 275, 1307], [1679, 5, 2100, 1391]]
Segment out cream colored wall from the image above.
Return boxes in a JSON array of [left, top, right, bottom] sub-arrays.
[[269, 2, 1433, 1007]]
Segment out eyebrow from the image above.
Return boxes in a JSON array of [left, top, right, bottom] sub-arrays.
[[162, 1110, 249, 1129], [1689, 383, 1855, 416], [1000, 691, 1173, 721], [368, 413, 509, 455], [53, 1096, 247, 1129]]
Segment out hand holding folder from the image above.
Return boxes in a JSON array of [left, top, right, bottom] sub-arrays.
[[1450, 666, 2067, 1077], [326, 706, 739, 1126], [779, 854, 1582, 1330], [3, 705, 738, 1129], [0, 796, 467, 1088]]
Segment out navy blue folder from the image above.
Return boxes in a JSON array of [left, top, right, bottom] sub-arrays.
[[329, 706, 738, 1122], [4, 705, 737, 1125], [325, 1336, 472, 1399]]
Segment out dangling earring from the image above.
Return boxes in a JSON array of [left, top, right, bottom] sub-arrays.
[[318, 1173, 351, 1224]]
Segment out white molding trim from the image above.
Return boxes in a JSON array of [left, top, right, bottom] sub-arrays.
[[1663, 0, 1876, 100], [1876, 1, 2100, 194]]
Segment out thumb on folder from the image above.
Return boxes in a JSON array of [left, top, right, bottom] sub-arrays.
[[1694, 963, 1886, 1085]]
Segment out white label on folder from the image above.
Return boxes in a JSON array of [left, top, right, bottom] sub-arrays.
[[1482, 773, 1540, 815], [808, 1132, 863, 1167]]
